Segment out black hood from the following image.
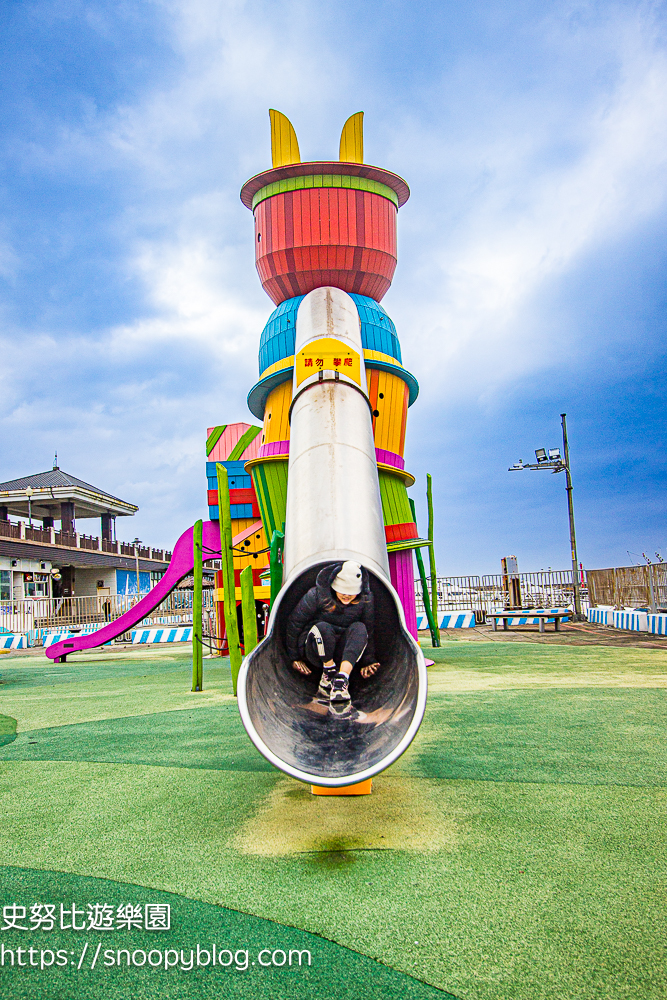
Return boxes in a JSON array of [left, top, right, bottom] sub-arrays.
[[315, 562, 371, 602]]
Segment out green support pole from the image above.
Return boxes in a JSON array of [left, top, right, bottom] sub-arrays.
[[269, 528, 285, 609], [192, 518, 203, 691], [216, 463, 242, 695], [426, 474, 441, 646], [409, 499, 440, 647], [240, 565, 258, 655]]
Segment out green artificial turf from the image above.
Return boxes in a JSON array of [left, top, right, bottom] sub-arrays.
[[0, 714, 16, 748], [0, 867, 453, 999], [0, 652, 234, 731], [0, 647, 193, 688], [422, 638, 667, 678], [1, 687, 665, 787], [0, 641, 665, 1000], [402, 687, 667, 786], [0, 706, 272, 772]]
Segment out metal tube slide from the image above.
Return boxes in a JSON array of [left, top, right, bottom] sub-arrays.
[[237, 287, 427, 787]]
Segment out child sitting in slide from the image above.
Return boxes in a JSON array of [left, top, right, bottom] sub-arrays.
[[286, 561, 380, 715]]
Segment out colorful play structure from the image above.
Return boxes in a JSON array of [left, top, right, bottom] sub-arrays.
[[46, 111, 435, 790]]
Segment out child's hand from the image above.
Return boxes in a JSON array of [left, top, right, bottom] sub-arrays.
[[360, 662, 380, 678], [292, 660, 311, 675]]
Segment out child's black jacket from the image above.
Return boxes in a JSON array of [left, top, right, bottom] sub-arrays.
[[285, 562, 376, 664]]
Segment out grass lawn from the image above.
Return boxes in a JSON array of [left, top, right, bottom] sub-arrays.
[[0, 639, 664, 999]]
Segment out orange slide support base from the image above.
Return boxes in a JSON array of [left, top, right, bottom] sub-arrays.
[[311, 779, 372, 796]]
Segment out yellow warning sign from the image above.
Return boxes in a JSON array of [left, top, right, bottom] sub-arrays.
[[295, 338, 361, 388]]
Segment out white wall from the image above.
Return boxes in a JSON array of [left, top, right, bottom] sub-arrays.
[[72, 566, 117, 597]]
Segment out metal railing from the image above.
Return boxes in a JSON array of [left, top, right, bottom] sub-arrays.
[[481, 570, 579, 612], [415, 570, 582, 617], [414, 576, 486, 614]]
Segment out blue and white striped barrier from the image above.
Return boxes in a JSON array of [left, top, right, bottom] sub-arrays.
[[131, 627, 193, 644], [39, 623, 107, 645], [416, 612, 476, 629], [587, 607, 612, 625], [613, 611, 649, 632], [0, 633, 28, 649], [587, 608, 667, 635], [440, 612, 476, 628], [43, 630, 113, 648], [648, 614, 667, 635], [138, 614, 192, 627]]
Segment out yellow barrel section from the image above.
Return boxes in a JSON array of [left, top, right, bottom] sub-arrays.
[[260, 379, 292, 448], [247, 380, 292, 542], [367, 368, 409, 457]]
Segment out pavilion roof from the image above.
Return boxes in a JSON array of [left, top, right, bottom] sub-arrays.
[[0, 467, 138, 519]]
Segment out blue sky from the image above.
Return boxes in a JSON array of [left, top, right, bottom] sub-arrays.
[[1, 0, 666, 575]]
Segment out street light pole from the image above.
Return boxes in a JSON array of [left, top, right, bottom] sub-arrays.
[[560, 413, 582, 620], [508, 413, 584, 621], [133, 538, 141, 603]]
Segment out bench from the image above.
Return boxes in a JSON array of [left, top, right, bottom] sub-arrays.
[[488, 611, 570, 634]]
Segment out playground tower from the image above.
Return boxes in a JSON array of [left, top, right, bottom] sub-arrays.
[[45, 112, 427, 792], [241, 111, 422, 634]]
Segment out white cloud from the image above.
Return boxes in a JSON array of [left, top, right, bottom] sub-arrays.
[[394, 8, 667, 404]]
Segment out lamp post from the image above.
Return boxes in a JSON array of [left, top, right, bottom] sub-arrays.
[[25, 487, 34, 527], [509, 413, 583, 620], [132, 537, 142, 601]]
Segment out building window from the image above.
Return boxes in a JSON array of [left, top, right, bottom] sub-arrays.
[[0, 570, 9, 602], [24, 573, 49, 598]]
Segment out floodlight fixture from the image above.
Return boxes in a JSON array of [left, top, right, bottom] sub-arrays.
[[535, 448, 548, 463], [548, 448, 561, 460]]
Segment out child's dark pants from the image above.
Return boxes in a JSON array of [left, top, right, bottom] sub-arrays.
[[304, 621, 368, 671]]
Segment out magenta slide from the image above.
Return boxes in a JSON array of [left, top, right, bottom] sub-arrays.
[[46, 521, 222, 662]]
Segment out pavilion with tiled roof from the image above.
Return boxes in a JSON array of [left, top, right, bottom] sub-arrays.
[[0, 462, 138, 538]]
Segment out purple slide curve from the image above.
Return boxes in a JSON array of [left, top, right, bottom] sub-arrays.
[[46, 521, 222, 662]]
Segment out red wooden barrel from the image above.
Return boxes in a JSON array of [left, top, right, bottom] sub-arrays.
[[241, 161, 409, 306]]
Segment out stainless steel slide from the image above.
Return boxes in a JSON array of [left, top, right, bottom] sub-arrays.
[[237, 287, 427, 787]]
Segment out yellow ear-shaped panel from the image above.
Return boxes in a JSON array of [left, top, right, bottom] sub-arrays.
[[269, 110, 301, 167], [339, 112, 364, 163]]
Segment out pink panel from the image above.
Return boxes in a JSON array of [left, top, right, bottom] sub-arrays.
[[259, 440, 290, 458], [241, 432, 262, 460], [375, 448, 405, 470], [207, 423, 253, 462], [388, 548, 418, 640]]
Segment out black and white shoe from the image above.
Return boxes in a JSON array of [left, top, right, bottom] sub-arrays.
[[317, 665, 338, 700], [329, 672, 352, 715]]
